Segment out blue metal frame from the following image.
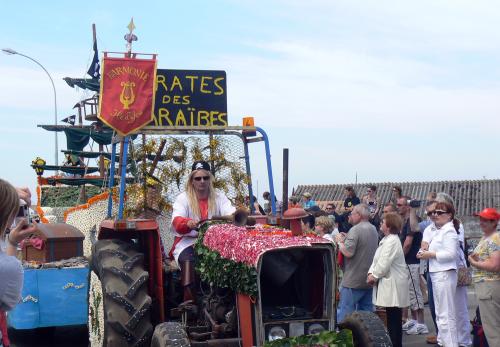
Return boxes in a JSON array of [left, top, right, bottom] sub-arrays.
[[106, 136, 129, 219], [117, 137, 129, 219], [243, 139, 255, 214], [107, 142, 117, 218], [255, 127, 276, 215]]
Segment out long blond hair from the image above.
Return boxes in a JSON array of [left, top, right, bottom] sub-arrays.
[[185, 170, 216, 219], [0, 179, 20, 238]]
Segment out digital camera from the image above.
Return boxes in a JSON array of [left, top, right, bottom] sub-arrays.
[[408, 199, 422, 208], [13, 201, 31, 228]]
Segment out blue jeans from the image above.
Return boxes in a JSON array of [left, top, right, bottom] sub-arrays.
[[337, 286, 374, 322]]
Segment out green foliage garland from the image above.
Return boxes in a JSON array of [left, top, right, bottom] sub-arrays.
[[41, 186, 102, 207], [194, 222, 258, 297], [263, 329, 353, 347]]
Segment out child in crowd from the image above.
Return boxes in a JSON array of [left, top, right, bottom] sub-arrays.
[[315, 215, 338, 242]]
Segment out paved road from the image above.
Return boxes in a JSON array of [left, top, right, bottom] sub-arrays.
[[10, 288, 480, 346]]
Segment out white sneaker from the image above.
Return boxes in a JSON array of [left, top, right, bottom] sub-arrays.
[[406, 323, 429, 335], [402, 319, 416, 331], [418, 323, 429, 334]]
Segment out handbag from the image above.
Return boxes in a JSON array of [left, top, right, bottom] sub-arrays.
[[472, 307, 490, 347], [457, 243, 472, 287], [457, 266, 472, 287]]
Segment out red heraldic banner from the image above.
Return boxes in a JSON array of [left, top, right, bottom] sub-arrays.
[[98, 56, 157, 136]]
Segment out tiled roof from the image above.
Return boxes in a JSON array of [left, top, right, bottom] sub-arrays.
[[294, 179, 500, 217]]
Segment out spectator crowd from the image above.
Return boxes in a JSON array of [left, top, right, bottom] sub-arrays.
[[277, 186, 500, 347]]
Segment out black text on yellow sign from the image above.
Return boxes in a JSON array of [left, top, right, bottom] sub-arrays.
[[152, 69, 228, 127]]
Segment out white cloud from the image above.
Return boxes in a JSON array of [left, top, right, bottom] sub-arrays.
[[216, 42, 500, 133], [276, 0, 500, 53], [0, 65, 93, 116]]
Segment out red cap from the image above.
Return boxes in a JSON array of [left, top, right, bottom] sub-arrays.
[[475, 208, 500, 221]]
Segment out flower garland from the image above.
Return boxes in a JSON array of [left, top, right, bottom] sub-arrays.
[[36, 174, 112, 223], [63, 189, 118, 221], [203, 224, 331, 267], [247, 228, 291, 237], [35, 185, 50, 224], [194, 222, 258, 296], [194, 223, 331, 297]]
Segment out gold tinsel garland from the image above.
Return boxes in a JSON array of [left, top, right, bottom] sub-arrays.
[[124, 136, 249, 218]]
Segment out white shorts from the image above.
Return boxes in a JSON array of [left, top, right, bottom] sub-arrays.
[[408, 263, 424, 310]]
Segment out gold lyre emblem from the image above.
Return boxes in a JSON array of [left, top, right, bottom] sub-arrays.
[[120, 81, 136, 109]]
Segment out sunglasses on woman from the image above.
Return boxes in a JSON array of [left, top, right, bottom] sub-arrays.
[[426, 210, 448, 216], [193, 176, 210, 182]]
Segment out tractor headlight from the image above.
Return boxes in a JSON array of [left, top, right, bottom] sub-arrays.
[[268, 326, 287, 341], [307, 323, 326, 335]]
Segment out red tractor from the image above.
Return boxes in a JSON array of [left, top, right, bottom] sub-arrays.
[[90, 127, 390, 347], [91, 216, 390, 347]]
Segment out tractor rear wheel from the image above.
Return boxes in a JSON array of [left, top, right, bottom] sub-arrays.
[[338, 311, 392, 347], [151, 322, 191, 347], [92, 239, 153, 347]]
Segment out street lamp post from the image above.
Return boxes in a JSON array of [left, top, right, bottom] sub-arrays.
[[2, 48, 58, 168]]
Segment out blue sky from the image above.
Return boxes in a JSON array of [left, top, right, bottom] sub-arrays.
[[1, 0, 500, 204]]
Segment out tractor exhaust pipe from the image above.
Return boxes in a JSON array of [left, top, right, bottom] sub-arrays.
[[233, 209, 256, 226], [208, 209, 256, 227]]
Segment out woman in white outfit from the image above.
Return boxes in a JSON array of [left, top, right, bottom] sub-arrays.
[[417, 201, 459, 347], [367, 212, 410, 347], [432, 192, 472, 347]]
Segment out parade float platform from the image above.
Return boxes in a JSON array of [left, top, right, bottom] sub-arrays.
[[8, 258, 89, 329]]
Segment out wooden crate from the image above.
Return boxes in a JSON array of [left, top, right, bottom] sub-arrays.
[[22, 223, 84, 263]]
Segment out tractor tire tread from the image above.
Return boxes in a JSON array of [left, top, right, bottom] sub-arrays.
[[338, 311, 392, 347], [92, 239, 153, 347], [151, 322, 190, 347]]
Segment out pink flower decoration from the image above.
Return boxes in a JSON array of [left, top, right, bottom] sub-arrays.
[[203, 224, 331, 267]]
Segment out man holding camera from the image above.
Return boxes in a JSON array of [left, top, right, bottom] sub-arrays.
[[397, 197, 428, 335]]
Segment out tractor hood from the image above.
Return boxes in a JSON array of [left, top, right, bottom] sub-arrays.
[[202, 223, 332, 268], [195, 223, 334, 297]]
